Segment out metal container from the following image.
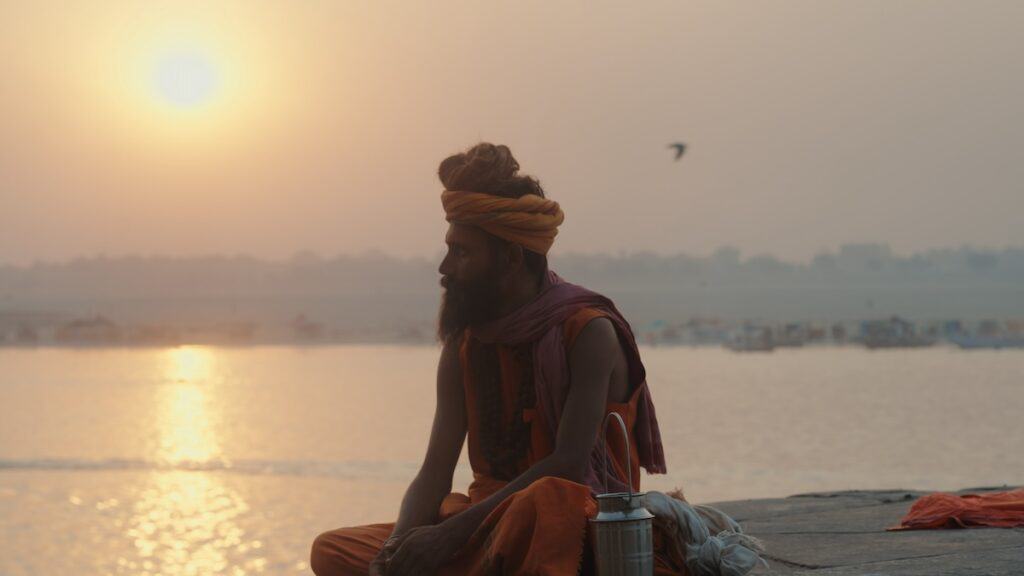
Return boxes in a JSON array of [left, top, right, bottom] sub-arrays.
[[588, 412, 654, 576]]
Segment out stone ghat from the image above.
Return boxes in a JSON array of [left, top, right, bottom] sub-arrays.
[[704, 484, 1024, 575]]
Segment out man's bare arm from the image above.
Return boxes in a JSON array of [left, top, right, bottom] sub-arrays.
[[382, 319, 620, 575], [437, 317, 619, 542], [389, 335, 468, 538]]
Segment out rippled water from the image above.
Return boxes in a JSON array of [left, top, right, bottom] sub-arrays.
[[1, 345, 1022, 575]]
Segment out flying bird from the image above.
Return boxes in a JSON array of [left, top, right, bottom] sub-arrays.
[[667, 142, 687, 161]]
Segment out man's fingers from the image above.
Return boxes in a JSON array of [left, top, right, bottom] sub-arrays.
[[378, 536, 401, 568], [384, 543, 405, 576], [386, 539, 416, 576]]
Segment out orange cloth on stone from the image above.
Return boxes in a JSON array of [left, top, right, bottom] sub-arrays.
[[887, 488, 1024, 530], [310, 307, 686, 576], [441, 189, 564, 255]]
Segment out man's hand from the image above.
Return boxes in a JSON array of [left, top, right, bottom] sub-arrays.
[[368, 555, 387, 576], [369, 536, 402, 576], [383, 523, 465, 576]]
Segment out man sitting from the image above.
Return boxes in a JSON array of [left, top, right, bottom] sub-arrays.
[[310, 142, 678, 575]]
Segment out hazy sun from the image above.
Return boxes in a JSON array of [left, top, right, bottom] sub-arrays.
[[80, 5, 297, 154], [152, 51, 221, 108]]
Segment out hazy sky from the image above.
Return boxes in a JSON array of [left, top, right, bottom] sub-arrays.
[[2, 0, 1022, 266]]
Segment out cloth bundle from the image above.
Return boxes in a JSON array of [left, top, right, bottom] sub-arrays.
[[645, 491, 770, 576], [887, 487, 1024, 530]]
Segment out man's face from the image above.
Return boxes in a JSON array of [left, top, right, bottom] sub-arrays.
[[437, 224, 507, 341]]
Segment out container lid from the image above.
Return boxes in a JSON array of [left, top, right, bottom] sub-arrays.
[[593, 491, 654, 521]]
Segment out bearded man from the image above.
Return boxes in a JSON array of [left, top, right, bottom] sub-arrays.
[[310, 142, 684, 575]]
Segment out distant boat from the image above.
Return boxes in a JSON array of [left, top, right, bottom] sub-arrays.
[[860, 316, 935, 349], [725, 326, 774, 352], [948, 334, 1024, 350], [863, 333, 935, 349], [775, 323, 807, 347]]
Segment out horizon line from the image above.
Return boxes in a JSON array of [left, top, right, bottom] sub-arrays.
[[4, 241, 1024, 270]]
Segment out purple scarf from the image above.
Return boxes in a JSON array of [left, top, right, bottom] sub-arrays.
[[470, 269, 667, 495]]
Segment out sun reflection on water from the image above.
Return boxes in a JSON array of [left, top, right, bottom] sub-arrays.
[[123, 472, 264, 575], [167, 346, 215, 385], [158, 346, 222, 465], [118, 346, 261, 574]]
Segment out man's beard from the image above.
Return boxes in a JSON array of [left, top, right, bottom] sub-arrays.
[[437, 264, 505, 343]]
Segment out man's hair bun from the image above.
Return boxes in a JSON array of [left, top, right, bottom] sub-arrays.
[[438, 142, 545, 199]]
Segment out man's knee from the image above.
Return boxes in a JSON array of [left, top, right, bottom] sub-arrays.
[[309, 531, 336, 576], [310, 529, 361, 576], [310, 522, 395, 576]]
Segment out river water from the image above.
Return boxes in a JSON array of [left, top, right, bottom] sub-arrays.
[[1, 345, 1021, 574]]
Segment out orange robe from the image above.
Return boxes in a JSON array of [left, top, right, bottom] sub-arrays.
[[311, 308, 686, 575]]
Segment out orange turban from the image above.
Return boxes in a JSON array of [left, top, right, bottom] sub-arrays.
[[441, 190, 565, 255]]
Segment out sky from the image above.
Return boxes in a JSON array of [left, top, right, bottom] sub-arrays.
[[2, 0, 1023, 267]]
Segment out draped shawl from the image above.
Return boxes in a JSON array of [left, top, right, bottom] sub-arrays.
[[468, 269, 667, 495]]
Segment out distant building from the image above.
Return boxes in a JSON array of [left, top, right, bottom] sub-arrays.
[[55, 315, 121, 344], [14, 324, 39, 343], [124, 324, 182, 345], [291, 313, 325, 340], [837, 244, 893, 272]]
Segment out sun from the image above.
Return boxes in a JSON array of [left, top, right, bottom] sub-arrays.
[[81, 5, 299, 154], [152, 50, 221, 109]]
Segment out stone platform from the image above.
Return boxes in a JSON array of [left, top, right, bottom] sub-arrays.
[[705, 484, 1024, 575]]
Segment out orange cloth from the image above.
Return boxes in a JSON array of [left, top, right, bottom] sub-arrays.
[[310, 478, 595, 576], [311, 308, 686, 575], [887, 488, 1024, 530], [462, 307, 642, 496], [441, 189, 564, 255]]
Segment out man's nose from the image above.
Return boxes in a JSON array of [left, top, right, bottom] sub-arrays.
[[438, 255, 454, 277]]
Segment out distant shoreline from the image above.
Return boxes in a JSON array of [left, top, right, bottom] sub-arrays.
[[5, 340, 1019, 352], [5, 308, 1022, 351]]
